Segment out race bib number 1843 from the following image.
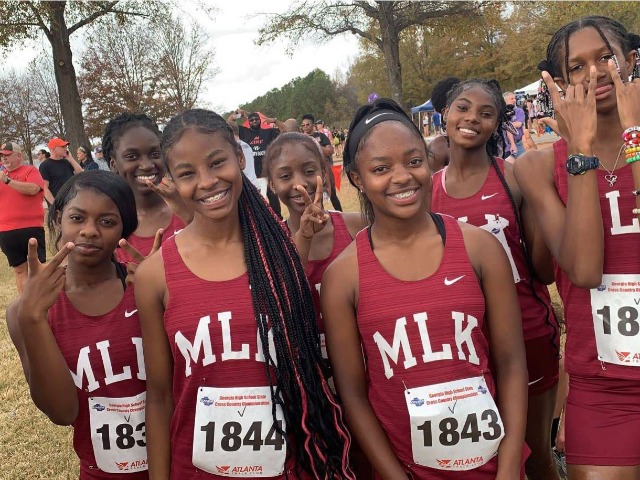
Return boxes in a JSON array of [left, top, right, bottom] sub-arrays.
[[591, 274, 640, 366], [193, 386, 286, 477]]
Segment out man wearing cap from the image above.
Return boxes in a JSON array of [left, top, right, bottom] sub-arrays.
[[93, 145, 110, 171], [228, 109, 285, 216], [39, 137, 83, 204], [0, 142, 46, 294], [314, 119, 333, 143]]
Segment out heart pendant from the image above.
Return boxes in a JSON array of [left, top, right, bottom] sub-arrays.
[[604, 173, 617, 187]]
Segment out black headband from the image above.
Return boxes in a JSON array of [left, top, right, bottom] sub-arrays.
[[346, 110, 416, 163]]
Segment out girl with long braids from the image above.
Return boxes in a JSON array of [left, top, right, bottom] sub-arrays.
[[514, 16, 640, 480], [322, 98, 528, 479], [134, 109, 354, 479], [7, 171, 149, 479], [430, 78, 560, 480], [102, 113, 191, 266]]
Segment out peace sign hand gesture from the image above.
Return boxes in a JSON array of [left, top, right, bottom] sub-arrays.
[[19, 239, 74, 320], [608, 58, 640, 129], [296, 176, 330, 241], [117, 228, 164, 285], [542, 66, 598, 153]]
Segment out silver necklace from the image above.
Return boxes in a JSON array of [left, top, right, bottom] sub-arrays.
[[600, 144, 625, 188]]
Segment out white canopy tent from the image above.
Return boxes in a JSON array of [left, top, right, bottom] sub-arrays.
[[515, 80, 539, 97]]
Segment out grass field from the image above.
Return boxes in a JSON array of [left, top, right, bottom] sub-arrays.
[[0, 164, 563, 479]]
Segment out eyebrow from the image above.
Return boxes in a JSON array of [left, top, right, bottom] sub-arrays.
[[172, 148, 229, 170], [568, 45, 612, 63], [455, 97, 497, 109], [367, 147, 425, 162], [66, 206, 118, 216]]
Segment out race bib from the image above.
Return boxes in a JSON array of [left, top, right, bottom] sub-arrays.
[[591, 274, 640, 366], [193, 386, 286, 477], [406, 376, 504, 471], [88, 392, 147, 473]]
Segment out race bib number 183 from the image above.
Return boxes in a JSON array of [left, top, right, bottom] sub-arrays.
[[193, 386, 286, 477], [591, 274, 640, 366]]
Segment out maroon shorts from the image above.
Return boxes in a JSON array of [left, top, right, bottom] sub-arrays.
[[525, 333, 560, 396], [565, 375, 640, 466]]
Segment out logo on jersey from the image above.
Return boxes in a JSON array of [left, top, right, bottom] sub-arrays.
[[481, 193, 498, 200], [92, 403, 106, 411], [410, 397, 425, 407], [124, 309, 137, 318], [200, 396, 214, 406], [444, 275, 464, 286]]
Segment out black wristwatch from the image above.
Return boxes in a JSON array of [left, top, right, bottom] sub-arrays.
[[566, 154, 599, 176]]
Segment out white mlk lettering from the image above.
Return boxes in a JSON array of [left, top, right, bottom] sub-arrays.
[[175, 315, 216, 377], [219, 311, 250, 361], [414, 312, 453, 362], [96, 340, 132, 385], [373, 317, 417, 379], [70, 346, 100, 392], [606, 191, 640, 235], [452, 311, 480, 364], [131, 337, 146, 380]]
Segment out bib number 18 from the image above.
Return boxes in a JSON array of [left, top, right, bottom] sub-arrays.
[[200, 420, 285, 452], [416, 409, 502, 447]]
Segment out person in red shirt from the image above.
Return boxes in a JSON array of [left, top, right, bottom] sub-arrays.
[[322, 98, 528, 479], [0, 142, 46, 294]]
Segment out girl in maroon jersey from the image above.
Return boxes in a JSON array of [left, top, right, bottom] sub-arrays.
[[103, 113, 191, 267], [514, 16, 640, 480], [321, 98, 528, 479], [6, 171, 150, 479], [135, 109, 354, 479], [430, 78, 560, 480]]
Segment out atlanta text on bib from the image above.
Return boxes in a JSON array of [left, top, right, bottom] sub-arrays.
[[193, 386, 286, 477], [591, 274, 640, 366], [88, 392, 147, 473], [406, 376, 504, 471]]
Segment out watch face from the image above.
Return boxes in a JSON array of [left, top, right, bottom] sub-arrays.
[[566, 156, 582, 175]]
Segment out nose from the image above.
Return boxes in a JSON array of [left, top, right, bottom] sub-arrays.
[[391, 164, 412, 185], [197, 167, 218, 191], [80, 219, 99, 238]]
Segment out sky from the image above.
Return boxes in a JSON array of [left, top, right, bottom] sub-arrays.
[[4, 1, 362, 113]]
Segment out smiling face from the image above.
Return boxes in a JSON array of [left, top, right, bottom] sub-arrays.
[[110, 125, 164, 198], [559, 26, 635, 113], [445, 85, 499, 150], [268, 141, 324, 215], [167, 129, 244, 221], [58, 189, 123, 267], [349, 121, 431, 222]]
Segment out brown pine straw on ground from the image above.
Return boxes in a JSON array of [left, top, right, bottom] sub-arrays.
[[0, 149, 563, 479]]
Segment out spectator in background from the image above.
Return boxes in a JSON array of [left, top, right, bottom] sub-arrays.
[[77, 145, 98, 170], [34, 149, 49, 168], [93, 145, 110, 171], [227, 121, 258, 188], [39, 137, 82, 204], [428, 76, 460, 172], [315, 119, 333, 142], [503, 91, 526, 159], [0, 142, 46, 294], [283, 118, 299, 133], [432, 110, 442, 135]]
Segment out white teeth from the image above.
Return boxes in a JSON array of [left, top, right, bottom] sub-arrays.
[[137, 175, 156, 181], [459, 128, 478, 135], [393, 190, 415, 199], [202, 190, 227, 203]]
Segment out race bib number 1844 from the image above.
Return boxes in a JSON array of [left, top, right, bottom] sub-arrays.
[[591, 274, 640, 366]]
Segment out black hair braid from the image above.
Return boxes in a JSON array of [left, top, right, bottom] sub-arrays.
[[489, 156, 560, 356], [102, 112, 161, 164], [444, 78, 560, 355], [161, 109, 354, 479], [540, 16, 638, 82], [430, 77, 461, 114]]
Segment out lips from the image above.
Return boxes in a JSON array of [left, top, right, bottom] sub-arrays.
[[135, 173, 159, 184], [457, 127, 479, 135], [594, 83, 613, 97], [198, 188, 230, 206], [74, 243, 101, 254]]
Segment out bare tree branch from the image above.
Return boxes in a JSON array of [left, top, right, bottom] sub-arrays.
[[68, 1, 119, 35]]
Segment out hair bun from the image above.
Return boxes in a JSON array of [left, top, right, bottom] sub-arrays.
[[537, 60, 551, 72], [629, 33, 640, 49]]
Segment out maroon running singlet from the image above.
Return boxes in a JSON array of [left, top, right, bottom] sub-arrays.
[[161, 236, 305, 479], [552, 139, 640, 465], [115, 214, 185, 264], [432, 160, 559, 395], [356, 214, 518, 479], [48, 284, 148, 479]]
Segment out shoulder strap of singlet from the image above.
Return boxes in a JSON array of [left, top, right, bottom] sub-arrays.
[[113, 260, 127, 290], [367, 213, 445, 250]]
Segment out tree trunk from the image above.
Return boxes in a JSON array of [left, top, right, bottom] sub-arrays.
[[377, 2, 404, 107], [48, 2, 89, 151]]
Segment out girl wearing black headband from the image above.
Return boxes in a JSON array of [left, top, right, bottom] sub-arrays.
[[322, 98, 528, 479]]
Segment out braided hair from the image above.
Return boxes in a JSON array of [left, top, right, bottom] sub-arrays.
[[444, 78, 560, 355], [161, 109, 354, 479], [342, 98, 428, 224], [538, 16, 640, 82], [101, 113, 161, 165], [430, 77, 461, 114]]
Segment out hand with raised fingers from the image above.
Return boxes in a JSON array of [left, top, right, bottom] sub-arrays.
[[19, 239, 74, 320], [118, 228, 164, 285], [608, 58, 640, 129], [146, 176, 192, 224], [542, 66, 597, 154], [296, 176, 330, 241]]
